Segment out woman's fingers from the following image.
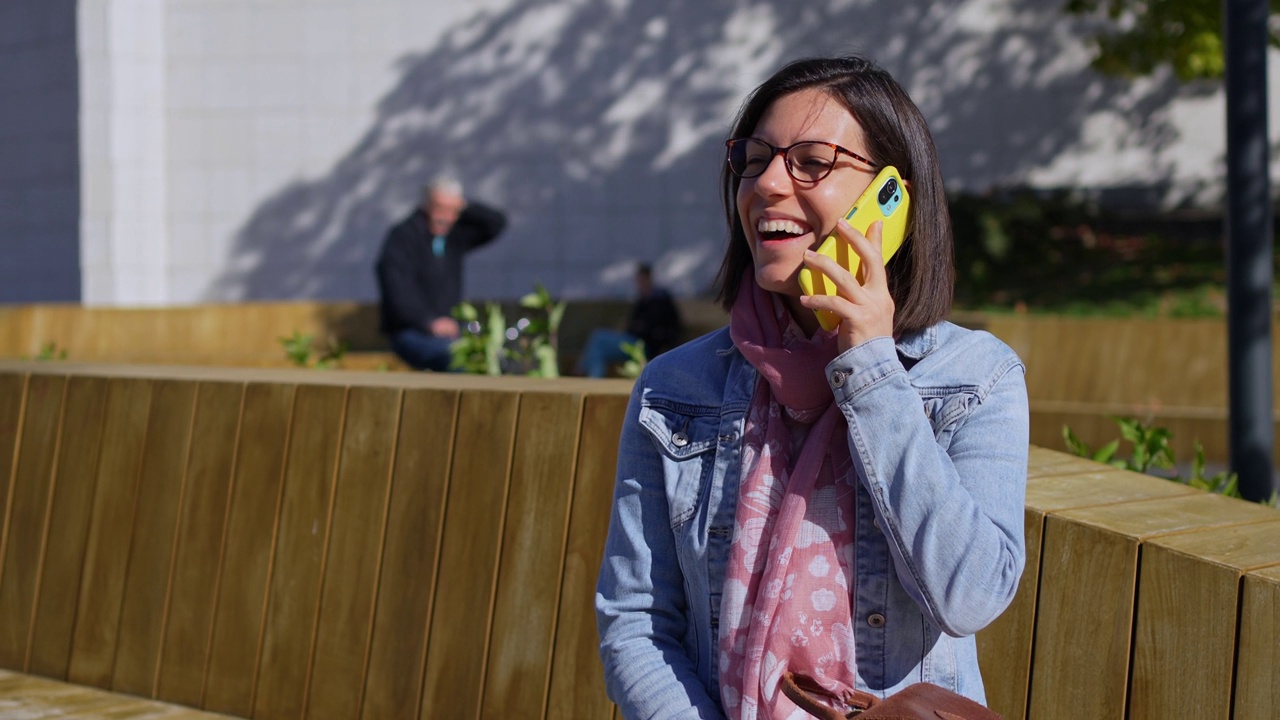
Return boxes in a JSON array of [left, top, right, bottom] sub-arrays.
[[800, 219, 895, 350]]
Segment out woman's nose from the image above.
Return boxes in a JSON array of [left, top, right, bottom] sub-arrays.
[[754, 152, 791, 194]]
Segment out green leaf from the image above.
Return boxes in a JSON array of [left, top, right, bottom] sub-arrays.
[[1063, 425, 1092, 458], [1092, 439, 1120, 464]]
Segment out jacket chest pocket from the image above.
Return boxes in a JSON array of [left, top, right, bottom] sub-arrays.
[[638, 403, 722, 526], [918, 388, 979, 450]]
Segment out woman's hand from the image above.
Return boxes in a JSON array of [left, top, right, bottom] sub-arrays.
[[798, 219, 895, 353]]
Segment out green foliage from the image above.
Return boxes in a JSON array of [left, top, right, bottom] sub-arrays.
[[1065, 0, 1280, 80], [280, 331, 348, 369], [617, 339, 648, 379], [517, 284, 566, 378], [33, 342, 67, 361], [450, 301, 507, 375], [1062, 416, 1256, 501], [449, 283, 566, 377], [949, 189, 1240, 317]]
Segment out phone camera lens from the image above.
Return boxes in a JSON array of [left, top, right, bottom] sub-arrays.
[[879, 178, 898, 205]]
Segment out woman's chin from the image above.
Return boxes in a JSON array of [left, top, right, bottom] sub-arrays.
[[754, 269, 801, 298]]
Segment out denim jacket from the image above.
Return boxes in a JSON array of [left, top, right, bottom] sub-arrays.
[[596, 321, 1029, 719]]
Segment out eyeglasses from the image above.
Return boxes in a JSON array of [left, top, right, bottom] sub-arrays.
[[725, 138, 876, 183]]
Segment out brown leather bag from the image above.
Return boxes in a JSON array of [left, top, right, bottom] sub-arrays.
[[780, 671, 1001, 719]]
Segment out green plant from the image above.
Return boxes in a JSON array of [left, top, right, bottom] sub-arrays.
[[514, 284, 566, 377], [280, 331, 348, 369], [617, 339, 648, 379], [1062, 416, 1262, 503], [1064, 0, 1280, 81], [33, 342, 67, 361], [450, 301, 506, 375], [449, 283, 566, 377]]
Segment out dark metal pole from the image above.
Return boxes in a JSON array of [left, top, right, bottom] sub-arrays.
[[1224, 0, 1275, 502]]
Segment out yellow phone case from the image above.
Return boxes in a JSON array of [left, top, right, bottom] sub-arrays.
[[797, 165, 911, 331]]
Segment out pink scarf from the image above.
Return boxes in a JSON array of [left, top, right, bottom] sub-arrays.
[[720, 275, 858, 719]]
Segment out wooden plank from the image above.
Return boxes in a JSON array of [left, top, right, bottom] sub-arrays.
[[482, 391, 583, 719], [419, 389, 519, 720], [1131, 519, 1280, 718], [1236, 564, 1280, 716], [975, 506, 1041, 720], [360, 388, 459, 720], [156, 380, 245, 708], [203, 382, 295, 718], [28, 376, 110, 679], [1028, 513, 1135, 719], [0, 668, 237, 718], [0, 374, 64, 671], [545, 393, 628, 720], [1025, 446, 1117, 478], [0, 371, 27, 575], [306, 386, 401, 720], [1028, 493, 1276, 719], [982, 464, 1197, 719], [1023, 467, 1195, 515], [252, 384, 347, 720], [112, 380, 198, 697], [67, 378, 153, 689]]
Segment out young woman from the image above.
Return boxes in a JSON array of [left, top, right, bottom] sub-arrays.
[[595, 56, 1029, 719]]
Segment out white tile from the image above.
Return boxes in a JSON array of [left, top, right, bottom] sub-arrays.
[[166, 60, 206, 110], [303, 5, 351, 60], [251, 4, 304, 59], [165, 220, 208, 265], [202, 1, 253, 60], [166, 113, 206, 164], [205, 168, 254, 218], [253, 59, 307, 109], [166, 166, 208, 220], [302, 60, 350, 110], [166, 5, 206, 60], [204, 61, 253, 110], [202, 112, 254, 168]]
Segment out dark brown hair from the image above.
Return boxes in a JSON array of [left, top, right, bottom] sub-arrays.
[[714, 56, 954, 335]]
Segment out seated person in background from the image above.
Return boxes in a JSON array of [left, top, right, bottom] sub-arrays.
[[578, 263, 684, 378], [375, 175, 507, 371]]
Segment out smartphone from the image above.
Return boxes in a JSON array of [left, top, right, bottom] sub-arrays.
[[797, 165, 911, 331]]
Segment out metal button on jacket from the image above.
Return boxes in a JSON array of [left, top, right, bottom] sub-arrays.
[[671, 431, 690, 447], [867, 613, 886, 628], [830, 370, 847, 388]]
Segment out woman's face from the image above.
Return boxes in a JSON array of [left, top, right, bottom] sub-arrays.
[[736, 88, 876, 307]]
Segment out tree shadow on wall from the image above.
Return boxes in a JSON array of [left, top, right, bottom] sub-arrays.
[[209, 0, 1193, 306]]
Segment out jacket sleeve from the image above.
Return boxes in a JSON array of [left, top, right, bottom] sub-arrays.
[[457, 202, 507, 251], [833, 336, 1029, 637], [375, 225, 431, 332], [596, 379, 728, 720]]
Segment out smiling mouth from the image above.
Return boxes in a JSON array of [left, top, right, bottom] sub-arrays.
[[756, 218, 809, 241]]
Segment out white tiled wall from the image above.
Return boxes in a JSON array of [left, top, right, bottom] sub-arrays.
[[8, 0, 1280, 306]]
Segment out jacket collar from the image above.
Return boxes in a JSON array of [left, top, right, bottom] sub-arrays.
[[894, 323, 940, 361]]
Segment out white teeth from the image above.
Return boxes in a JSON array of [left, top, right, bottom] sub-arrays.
[[757, 219, 805, 235]]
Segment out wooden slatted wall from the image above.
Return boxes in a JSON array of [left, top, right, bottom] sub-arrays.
[[975, 447, 1280, 720], [0, 363, 627, 720], [0, 361, 1277, 720]]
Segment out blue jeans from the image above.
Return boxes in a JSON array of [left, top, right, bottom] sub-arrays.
[[390, 328, 454, 371], [578, 329, 638, 378]]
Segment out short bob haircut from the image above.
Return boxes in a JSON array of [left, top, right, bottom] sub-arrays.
[[714, 55, 954, 336]]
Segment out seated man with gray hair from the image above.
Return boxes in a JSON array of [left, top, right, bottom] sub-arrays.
[[375, 175, 507, 370]]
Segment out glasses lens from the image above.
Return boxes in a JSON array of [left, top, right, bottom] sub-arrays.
[[727, 138, 773, 178], [786, 142, 838, 182]]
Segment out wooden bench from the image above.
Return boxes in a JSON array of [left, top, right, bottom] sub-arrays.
[[0, 299, 729, 377], [0, 360, 1277, 719]]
